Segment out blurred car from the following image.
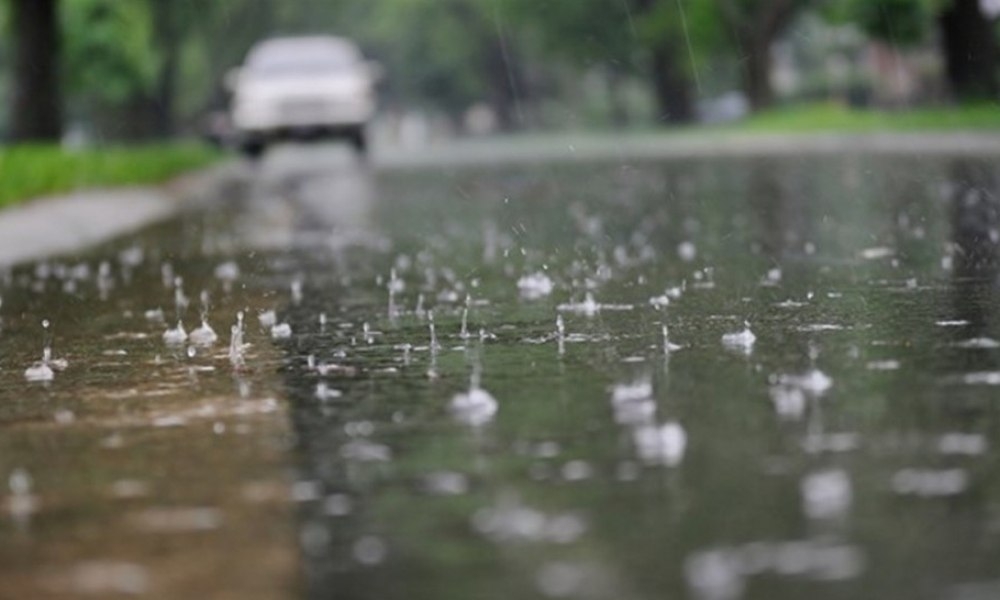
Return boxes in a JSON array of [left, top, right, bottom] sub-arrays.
[[228, 36, 378, 157]]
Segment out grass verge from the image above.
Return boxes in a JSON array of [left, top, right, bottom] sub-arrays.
[[0, 143, 221, 208], [732, 102, 1000, 133]]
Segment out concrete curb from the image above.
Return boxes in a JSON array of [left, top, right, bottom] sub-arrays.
[[374, 131, 1000, 169], [0, 161, 240, 268]]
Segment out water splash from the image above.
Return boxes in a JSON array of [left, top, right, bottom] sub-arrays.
[[460, 296, 471, 340], [229, 311, 246, 368], [450, 378, 498, 427], [271, 322, 292, 339], [257, 309, 277, 329], [517, 272, 554, 299], [721, 320, 756, 353], [173, 277, 188, 315], [188, 318, 218, 346], [801, 469, 852, 519], [162, 320, 187, 345], [428, 311, 439, 349], [632, 422, 687, 466], [25, 320, 62, 381], [663, 325, 683, 353]]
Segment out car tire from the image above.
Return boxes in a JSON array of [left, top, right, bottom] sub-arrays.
[[348, 127, 367, 156], [241, 140, 266, 160]]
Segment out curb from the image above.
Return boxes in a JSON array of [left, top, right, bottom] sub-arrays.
[[0, 161, 239, 268]]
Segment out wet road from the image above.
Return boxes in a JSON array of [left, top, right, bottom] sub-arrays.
[[3, 143, 1000, 599]]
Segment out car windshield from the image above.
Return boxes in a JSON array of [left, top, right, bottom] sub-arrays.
[[246, 39, 359, 75]]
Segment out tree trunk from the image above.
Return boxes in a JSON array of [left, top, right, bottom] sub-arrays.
[[939, 0, 998, 102], [10, 0, 63, 142], [486, 35, 526, 131], [742, 37, 774, 111], [631, 0, 694, 124], [649, 42, 694, 124], [606, 66, 631, 128], [151, 0, 179, 137]]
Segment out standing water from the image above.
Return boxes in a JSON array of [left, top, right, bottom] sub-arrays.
[[1, 151, 1000, 600]]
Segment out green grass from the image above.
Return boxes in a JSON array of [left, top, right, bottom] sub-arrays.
[[0, 143, 221, 208], [731, 102, 1000, 133]]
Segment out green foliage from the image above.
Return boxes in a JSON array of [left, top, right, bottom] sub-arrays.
[[62, 0, 158, 103], [362, 0, 504, 115], [731, 101, 1000, 132], [848, 0, 936, 46], [0, 143, 219, 207]]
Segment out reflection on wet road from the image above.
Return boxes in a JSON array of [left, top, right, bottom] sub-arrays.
[[4, 144, 1000, 599]]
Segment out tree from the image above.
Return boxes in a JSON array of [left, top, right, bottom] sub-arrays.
[[633, 0, 696, 123], [9, 0, 63, 141], [833, 0, 998, 103], [939, 0, 998, 101], [713, 0, 812, 111]]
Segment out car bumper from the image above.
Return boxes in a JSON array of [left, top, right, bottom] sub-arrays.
[[232, 99, 374, 133]]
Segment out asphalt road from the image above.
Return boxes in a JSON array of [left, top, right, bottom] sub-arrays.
[[4, 138, 1000, 599]]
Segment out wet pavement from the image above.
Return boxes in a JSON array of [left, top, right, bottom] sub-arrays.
[[3, 143, 1000, 599]]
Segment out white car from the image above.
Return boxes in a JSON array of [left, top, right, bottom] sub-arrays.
[[229, 36, 378, 157]]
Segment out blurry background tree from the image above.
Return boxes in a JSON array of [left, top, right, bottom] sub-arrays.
[[8, 0, 63, 142], [1, 0, 999, 143]]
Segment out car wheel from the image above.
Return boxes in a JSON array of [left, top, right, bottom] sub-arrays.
[[241, 140, 266, 160], [348, 128, 367, 156]]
